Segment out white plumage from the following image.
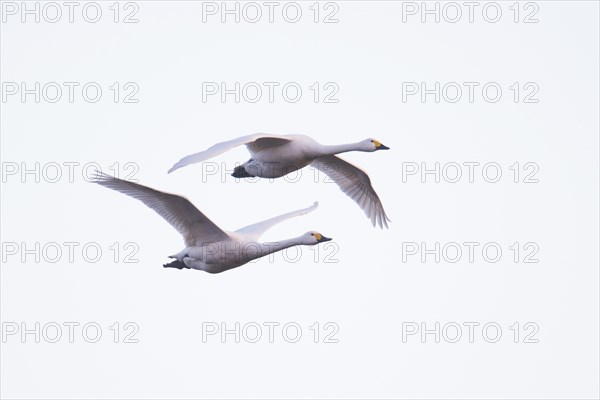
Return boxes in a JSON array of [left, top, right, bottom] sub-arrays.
[[93, 172, 331, 274], [168, 134, 391, 228]]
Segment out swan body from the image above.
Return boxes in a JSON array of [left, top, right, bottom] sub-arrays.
[[173, 233, 324, 274], [168, 134, 391, 228], [93, 172, 331, 274]]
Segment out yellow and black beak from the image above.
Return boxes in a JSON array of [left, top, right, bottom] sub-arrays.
[[314, 233, 332, 243], [373, 140, 390, 150]]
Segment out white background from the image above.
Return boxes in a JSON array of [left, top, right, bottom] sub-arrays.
[[1, 1, 599, 399]]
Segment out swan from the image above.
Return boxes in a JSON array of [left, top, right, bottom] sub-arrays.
[[92, 172, 332, 274], [168, 134, 391, 228]]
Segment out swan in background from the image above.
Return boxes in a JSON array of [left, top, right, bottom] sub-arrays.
[[93, 172, 332, 274], [168, 134, 391, 228]]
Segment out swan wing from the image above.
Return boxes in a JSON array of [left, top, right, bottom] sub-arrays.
[[312, 155, 390, 229], [168, 133, 291, 173], [93, 172, 230, 246], [235, 202, 319, 241]]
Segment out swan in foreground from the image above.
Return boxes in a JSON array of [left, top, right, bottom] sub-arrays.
[[168, 134, 391, 228], [93, 172, 332, 274]]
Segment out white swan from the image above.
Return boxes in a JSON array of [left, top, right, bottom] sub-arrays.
[[168, 134, 391, 228], [93, 172, 332, 274]]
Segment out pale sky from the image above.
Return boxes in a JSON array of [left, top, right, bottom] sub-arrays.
[[1, 2, 599, 399]]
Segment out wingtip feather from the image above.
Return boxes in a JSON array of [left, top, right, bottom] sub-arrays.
[[90, 170, 115, 184]]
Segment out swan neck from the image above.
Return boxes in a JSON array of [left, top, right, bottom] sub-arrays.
[[320, 142, 362, 156], [257, 237, 302, 258]]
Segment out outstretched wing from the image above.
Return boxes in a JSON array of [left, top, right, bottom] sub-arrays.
[[235, 202, 319, 241], [168, 133, 291, 173], [312, 155, 390, 229], [93, 172, 230, 246]]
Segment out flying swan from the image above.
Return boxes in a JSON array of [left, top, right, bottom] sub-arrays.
[[93, 172, 332, 274], [168, 134, 391, 228]]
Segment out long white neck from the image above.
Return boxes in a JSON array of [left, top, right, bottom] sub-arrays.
[[318, 141, 364, 156], [253, 237, 304, 260]]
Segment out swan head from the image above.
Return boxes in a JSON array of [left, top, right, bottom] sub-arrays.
[[363, 138, 390, 152], [303, 231, 333, 245]]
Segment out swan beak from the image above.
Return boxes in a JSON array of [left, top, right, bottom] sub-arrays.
[[318, 236, 332, 243], [377, 143, 390, 150]]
